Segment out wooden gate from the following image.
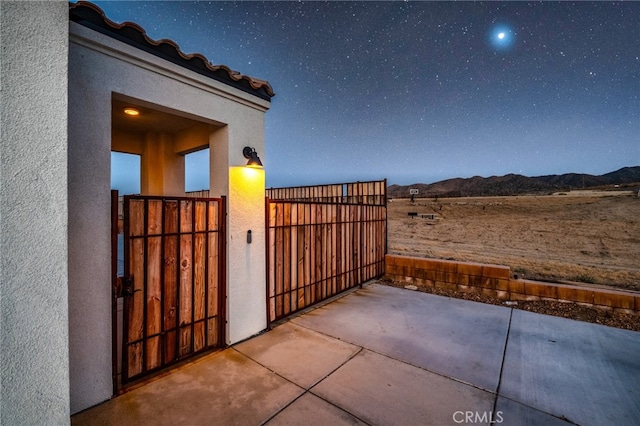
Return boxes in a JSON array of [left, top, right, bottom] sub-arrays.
[[116, 195, 226, 385]]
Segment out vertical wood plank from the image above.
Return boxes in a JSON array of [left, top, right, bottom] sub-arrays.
[[146, 236, 162, 370], [206, 231, 219, 318], [195, 201, 206, 232], [179, 232, 193, 358], [322, 204, 328, 299], [145, 336, 161, 371], [316, 204, 323, 300], [162, 200, 178, 363], [330, 204, 337, 294], [297, 203, 305, 310], [268, 202, 276, 322], [127, 237, 145, 378], [180, 200, 193, 233], [208, 199, 218, 231], [193, 322, 205, 353], [163, 234, 178, 363], [210, 199, 223, 347], [127, 342, 143, 378], [275, 203, 284, 318], [147, 200, 162, 235], [338, 204, 345, 291], [207, 318, 218, 351], [304, 203, 312, 307], [283, 203, 291, 315], [194, 202, 206, 333], [353, 205, 359, 285], [146, 200, 162, 370], [128, 199, 144, 237], [179, 200, 193, 358], [193, 232, 206, 352], [290, 203, 298, 313]]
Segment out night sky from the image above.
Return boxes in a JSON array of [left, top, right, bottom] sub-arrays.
[[97, 1, 639, 192]]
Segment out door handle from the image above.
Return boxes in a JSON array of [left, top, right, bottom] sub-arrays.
[[122, 276, 140, 297]]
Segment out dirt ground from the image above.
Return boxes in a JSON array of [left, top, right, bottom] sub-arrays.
[[386, 190, 640, 330], [387, 191, 640, 291]]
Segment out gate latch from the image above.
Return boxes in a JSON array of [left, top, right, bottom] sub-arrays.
[[121, 276, 139, 297]]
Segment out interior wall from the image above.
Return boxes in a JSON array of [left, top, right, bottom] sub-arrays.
[[0, 2, 70, 423], [68, 21, 271, 413], [174, 123, 211, 154]]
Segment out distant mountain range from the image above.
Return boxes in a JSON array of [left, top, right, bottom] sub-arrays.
[[388, 166, 640, 198]]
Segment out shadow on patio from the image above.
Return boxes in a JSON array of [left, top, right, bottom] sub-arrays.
[[72, 282, 640, 425]]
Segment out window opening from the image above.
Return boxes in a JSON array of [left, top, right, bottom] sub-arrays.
[[185, 148, 210, 193], [111, 152, 141, 195]]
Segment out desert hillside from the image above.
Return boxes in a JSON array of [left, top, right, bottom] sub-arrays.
[[387, 190, 640, 291], [388, 166, 640, 198]]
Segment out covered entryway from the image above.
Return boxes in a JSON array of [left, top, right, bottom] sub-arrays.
[[110, 93, 230, 389], [113, 194, 226, 387]]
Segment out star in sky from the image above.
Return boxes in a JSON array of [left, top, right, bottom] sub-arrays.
[[489, 24, 515, 51]]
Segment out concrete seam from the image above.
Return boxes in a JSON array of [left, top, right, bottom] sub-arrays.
[[490, 313, 580, 425], [494, 395, 580, 425], [292, 310, 500, 394], [361, 345, 496, 394], [492, 307, 513, 421], [293, 318, 499, 396], [253, 346, 368, 426], [305, 347, 374, 425]]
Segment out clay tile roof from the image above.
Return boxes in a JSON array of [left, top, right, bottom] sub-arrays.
[[69, 1, 274, 100]]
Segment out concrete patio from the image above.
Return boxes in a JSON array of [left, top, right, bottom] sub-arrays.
[[71, 282, 640, 425]]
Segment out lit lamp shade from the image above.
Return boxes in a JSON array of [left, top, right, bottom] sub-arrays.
[[242, 146, 263, 168]]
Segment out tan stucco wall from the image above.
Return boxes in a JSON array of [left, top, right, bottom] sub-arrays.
[[68, 21, 270, 413], [0, 1, 70, 423], [139, 132, 185, 196], [228, 167, 268, 342]]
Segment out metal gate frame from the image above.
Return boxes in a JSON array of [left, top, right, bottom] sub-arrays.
[[111, 192, 226, 390]]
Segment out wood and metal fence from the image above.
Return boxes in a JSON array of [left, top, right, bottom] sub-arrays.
[[266, 180, 386, 205], [266, 180, 387, 324], [117, 180, 387, 331]]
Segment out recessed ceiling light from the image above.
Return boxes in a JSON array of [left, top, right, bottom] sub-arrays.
[[123, 107, 140, 116]]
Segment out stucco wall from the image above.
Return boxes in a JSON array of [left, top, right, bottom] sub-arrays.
[[228, 167, 267, 343], [0, 1, 70, 424], [68, 22, 270, 413]]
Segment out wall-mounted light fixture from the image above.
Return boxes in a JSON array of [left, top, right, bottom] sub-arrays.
[[123, 107, 140, 116], [243, 146, 263, 168]]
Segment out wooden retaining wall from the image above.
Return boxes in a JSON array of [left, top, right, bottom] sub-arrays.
[[385, 254, 640, 314]]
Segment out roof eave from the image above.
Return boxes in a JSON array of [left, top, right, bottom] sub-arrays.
[[69, 1, 274, 101]]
